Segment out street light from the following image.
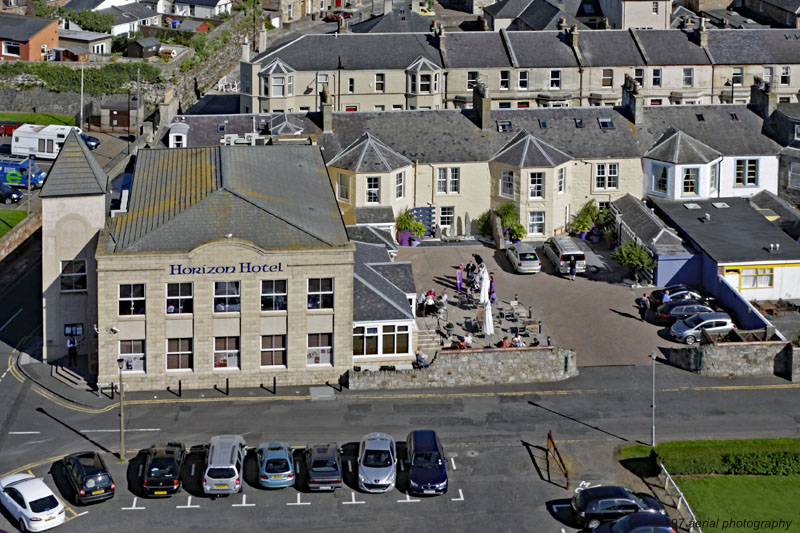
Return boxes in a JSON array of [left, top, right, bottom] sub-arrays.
[[117, 358, 125, 461], [650, 350, 657, 447]]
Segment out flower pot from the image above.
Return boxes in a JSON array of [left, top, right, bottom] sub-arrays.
[[591, 235, 600, 243], [396, 230, 412, 246], [579, 232, 587, 240], [504, 240, 512, 246], [512, 239, 521, 244], [410, 238, 420, 247]]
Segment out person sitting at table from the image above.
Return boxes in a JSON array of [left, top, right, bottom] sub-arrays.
[[501, 336, 510, 348], [424, 293, 437, 315], [425, 288, 436, 297], [438, 289, 448, 306], [415, 347, 430, 368], [511, 333, 526, 347], [457, 332, 473, 349]]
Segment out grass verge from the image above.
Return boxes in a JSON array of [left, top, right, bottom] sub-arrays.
[[0, 209, 26, 238], [0, 112, 75, 126]]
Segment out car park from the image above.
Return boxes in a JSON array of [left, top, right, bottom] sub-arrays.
[[670, 312, 735, 345], [406, 430, 447, 496], [305, 443, 343, 491], [505, 244, 542, 274], [656, 300, 714, 324], [62, 452, 115, 505], [142, 442, 185, 497], [594, 512, 676, 533], [357, 433, 397, 493], [542, 236, 586, 276], [570, 485, 666, 530], [0, 473, 65, 532], [256, 442, 296, 489], [202, 435, 247, 497], [0, 183, 22, 204], [648, 284, 705, 306]]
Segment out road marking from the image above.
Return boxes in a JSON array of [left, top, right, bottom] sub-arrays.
[[399, 461, 404, 471], [450, 458, 457, 470], [48, 488, 78, 519], [342, 491, 365, 505], [232, 494, 255, 507], [552, 503, 571, 511], [1, 370, 7, 379], [122, 497, 145, 510], [176, 496, 200, 509], [397, 492, 419, 503], [287, 493, 310, 506], [191, 464, 195, 476], [8, 431, 40, 435], [0, 308, 23, 333], [80, 428, 161, 433], [348, 460, 352, 473], [451, 489, 464, 502]]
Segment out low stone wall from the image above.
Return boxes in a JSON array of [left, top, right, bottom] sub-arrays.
[[347, 346, 578, 390], [668, 337, 796, 381], [0, 209, 41, 262]]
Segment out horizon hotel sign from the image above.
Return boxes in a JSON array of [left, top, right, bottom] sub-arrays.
[[169, 262, 284, 275]]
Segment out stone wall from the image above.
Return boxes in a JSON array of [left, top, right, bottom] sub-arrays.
[[348, 346, 578, 390], [0, 88, 123, 122], [668, 337, 796, 381], [0, 209, 41, 262]]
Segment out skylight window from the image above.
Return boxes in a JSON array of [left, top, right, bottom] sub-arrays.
[[730, 112, 739, 122], [497, 120, 513, 132], [696, 113, 705, 122], [575, 119, 584, 128], [684, 203, 701, 209], [539, 119, 548, 129], [712, 202, 730, 208], [598, 118, 615, 129]]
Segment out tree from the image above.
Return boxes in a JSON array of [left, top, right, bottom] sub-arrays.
[[611, 240, 656, 283]]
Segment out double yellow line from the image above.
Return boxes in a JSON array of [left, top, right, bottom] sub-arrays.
[[25, 469, 80, 522]]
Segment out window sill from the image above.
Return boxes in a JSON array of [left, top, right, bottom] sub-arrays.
[[500, 193, 514, 199], [213, 367, 241, 371], [118, 315, 146, 320], [307, 308, 334, 313], [121, 370, 146, 375], [166, 368, 193, 373], [213, 312, 241, 317], [306, 363, 333, 368], [733, 185, 759, 188], [260, 365, 287, 370], [353, 354, 412, 360], [260, 310, 288, 316], [61, 290, 88, 294], [528, 196, 544, 201], [166, 313, 193, 318]]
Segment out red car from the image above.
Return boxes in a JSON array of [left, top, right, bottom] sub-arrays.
[[324, 10, 353, 21]]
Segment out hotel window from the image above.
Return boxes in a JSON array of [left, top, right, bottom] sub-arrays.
[[166, 338, 192, 370], [382, 324, 409, 354], [467, 71, 478, 90], [789, 162, 800, 190], [261, 280, 287, 311], [272, 77, 285, 97], [735, 159, 758, 186], [287, 75, 293, 96], [682, 168, 698, 195], [440, 206, 454, 227], [595, 163, 618, 189], [652, 68, 661, 87], [683, 68, 694, 87], [60, 260, 87, 293], [261, 335, 287, 366], [307, 333, 332, 365], [375, 73, 385, 93], [337, 173, 350, 202], [348, 78, 354, 93], [529, 172, 544, 199], [308, 278, 333, 309], [353, 326, 378, 356], [652, 1, 658, 12], [763, 66, 773, 84], [420, 74, 432, 93], [213, 337, 240, 369], [436, 168, 460, 193], [634, 68, 644, 86], [501, 169, 514, 197], [436, 168, 447, 193], [781, 66, 791, 85], [731, 67, 743, 87], [213, 281, 240, 313], [710, 163, 719, 193], [119, 284, 145, 316], [652, 164, 668, 193], [395, 171, 405, 199], [518, 70, 529, 90], [500, 70, 510, 90], [549, 70, 561, 89], [317, 73, 328, 94], [366, 176, 380, 204], [119, 340, 145, 372], [557, 167, 565, 193], [601, 69, 613, 88], [166, 282, 193, 314], [741, 267, 773, 289], [528, 211, 545, 235]]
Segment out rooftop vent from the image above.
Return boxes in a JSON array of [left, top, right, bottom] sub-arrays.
[[768, 243, 781, 252], [684, 203, 701, 209], [497, 120, 513, 132], [702, 212, 711, 222], [711, 202, 729, 208]]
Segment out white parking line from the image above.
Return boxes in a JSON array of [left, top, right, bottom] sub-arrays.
[[74, 511, 89, 518], [551, 503, 571, 511], [1, 370, 7, 379], [8, 431, 40, 435], [176, 496, 200, 509], [450, 489, 464, 502], [397, 492, 419, 503], [399, 461, 404, 472], [122, 497, 145, 510], [191, 464, 195, 476], [232, 495, 255, 507], [348, 460, 352, 473], [342, 491, 365, 505], [0, 308, 23, 333], [80, 428, 160, 433], [450, 458, 457, 470], [286, 493, 310, 506]]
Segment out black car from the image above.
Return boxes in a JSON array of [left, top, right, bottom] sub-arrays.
[[571, 486, 665, 530], [63, 451, 115, 504], [80, 133, 100, 150], [656, 300, 714, 324], [143, 442, 185, 497], [595, 512, 676, 533], [0, 183, 21, 204], [406, 430, 448, 495]]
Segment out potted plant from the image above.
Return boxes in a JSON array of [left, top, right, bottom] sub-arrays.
[[604, 227, 618, 249], [395, 209, 415, 246], [611, 240, 656, 284], [508, 221, 526, 243], [409, 219, 426, 246], [572, 213, 592, 239]]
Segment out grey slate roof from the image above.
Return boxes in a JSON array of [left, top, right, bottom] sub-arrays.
[[612, 194, 686, 256], [633, 30, 711, 66], [643, 128, 721, 164], [445, 32, 511, 68], [350, 9, 433, 33], [649, 196, 800, 263], [504, 31, 578, 68], [370, 262, 416, 293], [179, 20, 205, 31], [109, 145, 348, 253], [57, 29, 111, 43], [750, 190, 800, 240], [353, 242, 414, 322], [576, 30, 645, 67], [347, 224, 397, 249], [165, 114, 274, 147], [40, 131, 107, 198], [327, 132, 412, 172], [353, 206, 396, 224], [63, 0, 103, 11], [761, 0, 800, 14], [134, 37, 160, 48], [512, 0, 587, 30], [269, 113, 304, 135], [491, 129, 572, 168], [0, 13, 53, 42], [175, 0, 225, 6], [670, 5, 698, 28], [484, 0, 534, 18], [97, 2, 158, 24], [705, 29, 800, 65]]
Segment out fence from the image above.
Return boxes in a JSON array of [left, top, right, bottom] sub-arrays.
[[546, 430, 569, 489], [658, 462, 702, 533]]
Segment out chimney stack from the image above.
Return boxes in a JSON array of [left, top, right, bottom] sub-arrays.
[[622, 74, 643, 125], [750, 77, 777, 119], [569, 24, 579, 47], [695, 17, 708, 47], [241, 37, 250, 62], [321, 83, 334, 132], [557, 16, 567, 30], [472, 80, 491, 131], [258, 25, 267, 52], [338, 16, 348, 33], [384, 0, 393, 13]]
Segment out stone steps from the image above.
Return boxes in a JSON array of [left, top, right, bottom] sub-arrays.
[[417, 329, 442, 352]]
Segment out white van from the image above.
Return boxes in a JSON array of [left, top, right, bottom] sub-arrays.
[[543, 236, 587, 276], [11, 124, 82, 160]]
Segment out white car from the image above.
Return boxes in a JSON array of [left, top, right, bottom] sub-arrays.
[[0, 473, 65, 532], [505, 244, 542, 274], [357, 433, 397, 493]]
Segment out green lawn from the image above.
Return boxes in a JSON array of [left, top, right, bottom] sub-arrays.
[[0, 112, 75, 126], [676, 475, 800, 533], [0, 209, 26, 238]]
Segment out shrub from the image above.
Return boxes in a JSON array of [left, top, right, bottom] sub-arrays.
[[655, 439, 800, 476], [0, 62, 161, 96], [496, 202, 518, 228], [476, 211, 491, 236], [507, 221, 526, 241], [611, 240, 655, 282]]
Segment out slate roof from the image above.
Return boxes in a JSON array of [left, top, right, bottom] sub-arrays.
[[670, 5, 698, 28], [649, 196, 800, 263], [484, 0, 534, 18], [353, 206, 396, 224], [346, 224, 397, 249], [179, 20, 205, 31], [370, 262, 416, 293], [326, 132, 412, 172], [353, 242, 415, 322], [491, 129, 572, 168], [269, 113, 304, 135], [612, 194, 687, 256], [705, 29, 800, 65], [133, 37, 161, 48], [97, 2, 158, 24], [445, 32, 511, 68], [350, 9, 433, 33], [576, 30, 645, 67], [63, 0, 103, 12], [175, 0, 225, 6], [40, 131, 107, 198], [108, 145, 348, 253], [504, 30, 578, 68], [57, 29, 111, 43], [512, 0, 587, 30], [750, 190, 800, 240], [165, 114, 273, 147], [633, 30, 711, 66], [761, 0, 800, 14], [643, 128, 721, 164], [0, 13, 53, 42]]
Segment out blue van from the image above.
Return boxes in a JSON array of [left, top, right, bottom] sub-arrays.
[[0, 156, 47, 188], [405, 430, 448, 495]]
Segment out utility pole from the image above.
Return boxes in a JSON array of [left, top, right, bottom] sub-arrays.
[[136, 67, 140, 145], [651, 350, 657, 447], [26, 155, 31, 216], [79, 63, 84, 130], [117, 358, 125, 460]]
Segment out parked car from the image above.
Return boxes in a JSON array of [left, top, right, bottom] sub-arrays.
[[357, 433, 397, 493], [543, 236, 586, 276], [571, 485, 665, 530], [62, 452, 114, 505], [202, 435, 247, 497], [656, 300, 714, 324], [595, 512, 676, 533], [305, 443, 343, 491], [142, 442, 185, 497], [0, 473, 65, 532], [405, 430, 447, 495], [670, 312, 735, 345], [419, 6, 435, 15], [80, 133, 100, 150], [506, 244, 542, 274], [648, 284, 705, 306], [324, 10, 353, 21], [0, 183, 22, 204], [256, 442, 296, 488]]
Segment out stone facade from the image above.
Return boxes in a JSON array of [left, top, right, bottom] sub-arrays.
[[668, 337, 796, 381], [348, 346, 578, 390], [0, 208, 40, 262]]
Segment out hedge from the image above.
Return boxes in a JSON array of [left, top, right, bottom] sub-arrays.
[[654, 439, 800, 476], [0, 62, 161, 96]]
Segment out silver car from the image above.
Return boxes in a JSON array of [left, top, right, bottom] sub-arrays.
[[506, 244, 542, 274], [357, 433, 397, 493], [670, 312, 734, 345], [202, 435, 247, 497]]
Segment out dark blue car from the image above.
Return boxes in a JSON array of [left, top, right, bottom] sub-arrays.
[[405, 430, 447, 495]]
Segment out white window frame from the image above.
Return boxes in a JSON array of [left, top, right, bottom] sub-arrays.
[[61, 260, 88, 293], [652, 68, 662, 87], [365, 176, 380, 204], [419, 74, 432, 93], [651, 164, 668, 194], [500, 169, 514, 198], [395, 171, 405, 199], [734, 159, 759, 187], [781, 66, 791, 85], [467, 71, 478, 90], [529, 172, 544, 199], [595, 163, 618, 190], [683, 68, 694, 88], [119, 283, 146, 316], [375, 73, 385, 93], [436, 168, 460, 194], [307, 333, 332, 366], [731, 67, 743, 87], [601, 69, 613, 88], [119, 340, 146, 373], [287, 75, 293, 96], [213, 281, 240, 313], [166, 282, 193, 315], [528, 211, 544, 235], [337, 173, 350, 202], [272, 76, 284, 97], [789, 162, 800, 190], [213, 336, 240, 370], [317, 73, 329, 94], [2, 41, 20, 57], [557, 167, 565, 194], [347, 77, 354, 94], [440, 206, 454, 227], [166, 338, 193, 371], [764, 66, 773, 84], [307, 278, 334, 310], [518, 70, 529, 90], [260, 334, 287, 367], [500, 70, 510, 90], [634, 68, 644, 86], [710, 162, 719, 193], [682, 167, 699, 196], [260, 279, 287, 312], [549, 69, 561, 89], [436, 168, 447, 193]]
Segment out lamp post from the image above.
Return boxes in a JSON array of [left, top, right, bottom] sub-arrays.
[[117, 358, 125, 460], [650, 350, 657, 447]]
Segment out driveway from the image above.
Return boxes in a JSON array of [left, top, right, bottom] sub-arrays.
[[397, 242, 684, 367]]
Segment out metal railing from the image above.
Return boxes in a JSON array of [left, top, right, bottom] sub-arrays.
[[546, 430, 569, 489], [658, 462, 702, 533]]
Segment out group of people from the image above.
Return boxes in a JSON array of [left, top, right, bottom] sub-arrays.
[[418, 288, 449, 316], [500, 334, 538, 348], [455, 254, 497, 303]]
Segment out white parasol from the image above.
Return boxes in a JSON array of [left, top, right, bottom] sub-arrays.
[[479, 266, 490, 304], [483, 301, 495, 337]]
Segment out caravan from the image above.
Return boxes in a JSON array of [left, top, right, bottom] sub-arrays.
[[0, 155, 47, 189], [11, 124, 83, 160]]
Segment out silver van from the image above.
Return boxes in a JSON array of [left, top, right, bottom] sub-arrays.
[[202, 435, 247, 496], [543, 236, 587, 275]]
